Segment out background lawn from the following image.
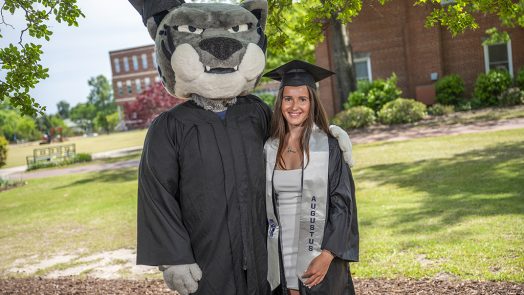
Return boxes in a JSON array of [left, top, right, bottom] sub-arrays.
[[3, 129, 147, 168], [0, 128, 522, 281]]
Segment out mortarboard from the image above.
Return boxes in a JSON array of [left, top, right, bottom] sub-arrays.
[[128, 0, 185, 25], [263, 60, 335, 90]]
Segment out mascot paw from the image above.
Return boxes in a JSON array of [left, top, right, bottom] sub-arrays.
[[161, 264, 202, 295], [329, 125, 354, 167]]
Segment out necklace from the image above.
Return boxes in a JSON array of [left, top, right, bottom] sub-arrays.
[[286, 146, 297, 153]]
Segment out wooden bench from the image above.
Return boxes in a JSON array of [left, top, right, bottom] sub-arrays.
[[26, 144, 76, 167]]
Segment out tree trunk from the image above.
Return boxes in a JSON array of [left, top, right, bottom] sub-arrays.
[[327, 16, 357, 112]]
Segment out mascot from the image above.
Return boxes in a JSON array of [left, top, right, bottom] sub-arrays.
[[128, 1, 353, 294]]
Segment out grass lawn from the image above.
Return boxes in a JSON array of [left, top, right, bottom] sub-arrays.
[[0, 128, 522, 281], [3, 129, 147, 168]]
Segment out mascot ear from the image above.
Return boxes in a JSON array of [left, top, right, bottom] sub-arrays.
[[128, 0, 184, 39], [240, 0, 268, 31]]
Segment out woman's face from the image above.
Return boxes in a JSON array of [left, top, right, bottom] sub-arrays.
[[281, 85, 311, 128]]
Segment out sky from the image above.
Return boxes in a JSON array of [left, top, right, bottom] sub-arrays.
[[1, 1, 154, 114]]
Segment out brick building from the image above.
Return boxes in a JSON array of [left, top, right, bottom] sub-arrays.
[[316, 0, 524, 117], [109, 44, 158, 106]]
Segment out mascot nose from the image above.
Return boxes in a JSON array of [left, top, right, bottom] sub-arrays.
[[199, 37, 242, 60]]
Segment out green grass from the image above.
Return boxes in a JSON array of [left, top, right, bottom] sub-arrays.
[[352, 128, 524, 281], [3, 129, 147, 168], [0, 128, 522, 281]]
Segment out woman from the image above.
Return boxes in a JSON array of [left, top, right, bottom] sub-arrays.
[[264, 60, 359, 295]]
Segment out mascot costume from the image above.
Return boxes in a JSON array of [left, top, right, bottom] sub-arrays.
[[128, 1, 353, 294]]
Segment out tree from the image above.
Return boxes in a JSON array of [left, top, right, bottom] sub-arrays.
[[86, 75, 116, 133], [267, 0, 524, 109], [70, 102, 96, 133], [0, 0, 84, 116], [124, 82, 184, 129], [56, 100, 70, 118]]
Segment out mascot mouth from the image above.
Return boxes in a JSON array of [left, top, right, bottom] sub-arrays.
[[204, 66, 239, 74]]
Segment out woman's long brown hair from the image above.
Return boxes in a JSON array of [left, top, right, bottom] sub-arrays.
[[270, 85, 332, 169]]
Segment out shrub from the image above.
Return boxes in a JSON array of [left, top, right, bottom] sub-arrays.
[[345, 74, 402, 112], [497, 87, 524, 106], [474, 70, 512, 106], [435, 74, 465, 106], [515, 68, 524, 89], [332, 106, 376, 129], [378, 98, 427, 125], [73, 153, 92, 163], [428, 104, 454, 116], [0, 136, 7, 168], [27, 153, 92, 171]]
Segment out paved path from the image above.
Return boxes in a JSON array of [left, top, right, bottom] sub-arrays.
[[350, 117, 524, 144], [1, 118, 523, 181]]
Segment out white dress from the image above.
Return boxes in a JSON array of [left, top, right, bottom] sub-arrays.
[[273, 169, 302, 290]]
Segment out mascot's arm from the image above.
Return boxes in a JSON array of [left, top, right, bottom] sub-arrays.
[[160, 264, 202, 295], [137, 112, 199, 265], [329, 125, 354, 167]]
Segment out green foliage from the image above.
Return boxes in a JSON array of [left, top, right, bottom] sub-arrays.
[[74, 153, 92, 162], [435, 74, 465, 106], [331, 106, 376, 129], [515, 68, 524, 89], [482, 27, 511, 46], [106, 112, 120, 133], [417, 0, 524, 36], [56, 100, 70, 118], [258, 93, 276, 108], [0, 109, 41, 141], [497, 87, 524, 107], [0, 0, 84, 116], [428, 103, 455, 116], [345, 74, 402, 112], [378, 98, 427, 125], [0, 136, 8, 168], [474, 70, 512, 106]]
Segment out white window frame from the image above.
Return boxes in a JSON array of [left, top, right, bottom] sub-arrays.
[[132, 55, 139, 71], [145, 77, 152, 88], [135, 78, 142, 93], [114, 58, 120, 73], [354, 56, 372, 82], [483, 40, 513, 77], [141, 54, 148, 69], [123, 57, 130, 72], [126, 80, 132, 94], [117, 81, 123, 96]]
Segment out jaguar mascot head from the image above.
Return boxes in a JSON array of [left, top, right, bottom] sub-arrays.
[[129, 0, 268, 100]]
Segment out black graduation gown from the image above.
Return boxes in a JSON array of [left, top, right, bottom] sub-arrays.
[[137, 95, 271, 295], [272, 137, 359, 295]]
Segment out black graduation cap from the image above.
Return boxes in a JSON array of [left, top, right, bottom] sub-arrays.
[[263, 60, 335, 90]]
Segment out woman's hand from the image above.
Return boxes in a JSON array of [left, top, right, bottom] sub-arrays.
[[301, 250, 335, 288]]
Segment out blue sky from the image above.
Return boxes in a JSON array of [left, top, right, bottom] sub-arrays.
[[2, 0, 153, 114]]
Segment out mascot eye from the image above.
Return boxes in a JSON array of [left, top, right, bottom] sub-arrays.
[[228, 23, 250, 33], [176, 25, 204, 34]]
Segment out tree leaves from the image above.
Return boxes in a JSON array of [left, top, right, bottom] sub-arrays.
[[0, 0, 84, 116]]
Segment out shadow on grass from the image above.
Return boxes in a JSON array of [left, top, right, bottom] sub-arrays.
[[361, 141, 524, 234], [53, 167, 138, 190]]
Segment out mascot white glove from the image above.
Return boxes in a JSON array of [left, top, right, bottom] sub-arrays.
[[329, 125, 354, 167], [160, 264, 202, 295]]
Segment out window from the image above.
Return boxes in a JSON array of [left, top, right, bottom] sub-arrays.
[[141, 54, 148, 69], [152, 52, 157, 69], [132, 55, 139, 71], [117, 81, 123, 96], [154, 76, 161, 83], [483, 41, 513, 75], [123, 57, 130, 72], [144, 77, 151, 88], [135, 79, 142, 93], [354, 56, 372, 81], [126, 80, 132, 94], [114, 58, 120, 73]]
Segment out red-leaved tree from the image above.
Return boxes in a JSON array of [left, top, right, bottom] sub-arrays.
[[124, 82, 184, 129]]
